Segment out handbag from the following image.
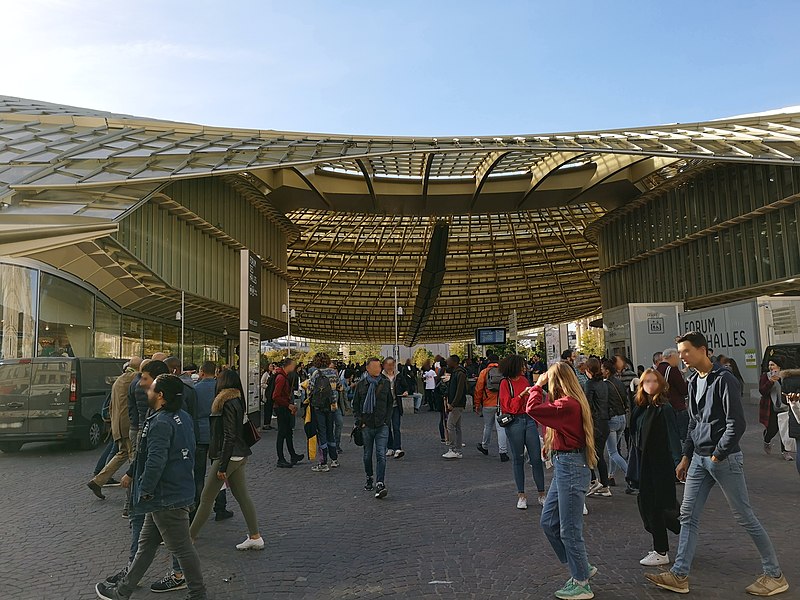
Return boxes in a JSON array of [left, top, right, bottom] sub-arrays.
[[350, 424, 364, 446], [496, 379, 517, 428], [241, 398, 261, 447]]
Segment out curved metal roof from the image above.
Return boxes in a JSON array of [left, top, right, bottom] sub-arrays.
[[2, 96, 800, 342]]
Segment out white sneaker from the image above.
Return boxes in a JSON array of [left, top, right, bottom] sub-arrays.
[[586, 480, 603, 496], [583, 504, 589, 515], [236, 536, 265, 551], [639, 551, 669, 566], [386, 449, 395, 457], [330, 460, 339, 468], [394, 449, 405, 459], [442, 450, 460, 459], [517, 497, 528, 510]]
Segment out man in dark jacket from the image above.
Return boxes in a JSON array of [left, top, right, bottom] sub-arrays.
[[353, 357, 394, 499], [657, 348, 690, 442], [272, 359, 304, 468], [443, 355, 467, 459], [646, 332, 787, 597], [95, 374, 207, 600]]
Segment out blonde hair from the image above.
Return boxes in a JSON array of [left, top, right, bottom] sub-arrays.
[[543, 362, 597, 469]]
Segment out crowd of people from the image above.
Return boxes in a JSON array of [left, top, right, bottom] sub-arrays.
[[87, 330, 800, 599]]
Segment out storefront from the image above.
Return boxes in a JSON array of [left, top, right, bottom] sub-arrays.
[[0, 260, 229, 364]]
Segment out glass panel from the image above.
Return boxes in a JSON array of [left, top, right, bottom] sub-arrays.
[[742, 222, 759, 285], [162, 324, 179, 358], [758, 217, 772, 281], [38, 274, 93, 357], [0, 264, 38, 359], [94, 299, 121, 358], [143, 320, 161, 358], [122, 316, 143, 358], [786, 205, 800, 275], [770, 213, 786, 279]]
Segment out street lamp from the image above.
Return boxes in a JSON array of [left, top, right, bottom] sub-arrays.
[[394, 286, 403, 360], [175, 290, 185, 369], [282, 295, 296, 357]]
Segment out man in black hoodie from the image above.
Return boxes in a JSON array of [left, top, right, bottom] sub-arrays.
[[442, 355, 467, 460]]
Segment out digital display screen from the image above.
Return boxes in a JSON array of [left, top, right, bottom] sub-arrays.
[[476, 327, 507, 346]]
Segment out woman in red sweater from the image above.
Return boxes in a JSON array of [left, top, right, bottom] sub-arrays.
[[524, 361, 598, 600]]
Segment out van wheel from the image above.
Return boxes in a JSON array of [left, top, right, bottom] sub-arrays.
[[81, 417, 104, 450], [0, 442, 23, 453]]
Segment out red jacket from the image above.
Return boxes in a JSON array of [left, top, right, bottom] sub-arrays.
[[656, 361, 688, 411], [525, 385, 586, 451], [498, 375, 530, 415], [272, 368, 291, 408]]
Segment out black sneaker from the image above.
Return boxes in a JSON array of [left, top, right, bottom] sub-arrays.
[[87, 481, 106, 499], [105, 567, 128, 585], [276, 459, 293, 468], [95, 582, 125, 600], [291, 453, 305, 465], [476, 443, 489, 456], [375, 482, 388, 499], [150, 572, 187, 593], [214, 509, 234, 521], [499, 453, 510, 462], [364, 477, 374, 491]]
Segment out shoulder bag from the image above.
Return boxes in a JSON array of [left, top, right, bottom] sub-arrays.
[[496, 379, 517, 428]]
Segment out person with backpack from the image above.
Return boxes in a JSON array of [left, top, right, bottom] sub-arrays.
[[498, 354, 546, 508], [308, 353, 340, 472], [474, 354, 509, 462]]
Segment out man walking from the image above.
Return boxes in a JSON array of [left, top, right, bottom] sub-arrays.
[[474, 354, 509, 462], [646, 332, 788, 597], [353, 357, 394, 499], [442, 355, 467, 460], [95, 374, 207, 600], [88, 357, 141, 499], [272, 358, 305, 468]]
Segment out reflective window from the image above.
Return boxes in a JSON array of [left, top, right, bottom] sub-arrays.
[[38, 274, 93, 357], [143, 321, 161, 357], [162, 324, 179, 357], [122, 316, 143, 358], [0, 264, 37, 359], [95, 299, 121, 358]]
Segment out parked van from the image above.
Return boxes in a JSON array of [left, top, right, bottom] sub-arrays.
[[0, 357, 125, 453]]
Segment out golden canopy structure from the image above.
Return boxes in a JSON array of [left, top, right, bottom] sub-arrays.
[[2, 96, 800, 343]]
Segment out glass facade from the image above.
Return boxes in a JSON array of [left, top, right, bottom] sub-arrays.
[[598, 164, 800, 309], [0, 261, 228, 363]]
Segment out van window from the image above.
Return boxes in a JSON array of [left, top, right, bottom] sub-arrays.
[[79, 361, 124, 394], [0, 362, 32, 397], [30, 362, 71, 401]]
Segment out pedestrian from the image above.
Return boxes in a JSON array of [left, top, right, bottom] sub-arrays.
[[353, 357, 394, 499], [584, 358, 612, 499], [442, 355, 467, 459], [630, 369, 682, 567], [656, 348, 690, 443], [190, 368, 263, 551], [87, 358, 141, 499], [498, 354, 546, 508], [422, 360, 437, 413], [307, 353, 340, 472], [383, 357, 409, 459], [474, 354, 510, 462], [272, 358, 305, 468], [646, 331, 788, 597], [95, 374, 207, 600], [525, 361, 598, 600], [759, 358, 793, 461], [260, 363, 277, 431], [601, 359, 628, 488]]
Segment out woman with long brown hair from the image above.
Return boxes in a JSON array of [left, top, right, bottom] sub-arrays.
[[629, 368, 681, 567], [524, 361, 598, 600]]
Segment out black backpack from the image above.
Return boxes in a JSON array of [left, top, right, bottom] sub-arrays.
[[311, 372, 333, 409]]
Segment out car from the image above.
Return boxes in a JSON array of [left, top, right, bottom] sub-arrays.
[[761, 344, 800, 372], [0, 357, 125, 453]]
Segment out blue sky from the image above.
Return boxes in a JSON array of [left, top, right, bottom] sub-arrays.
[[4, 0, 799, 135]]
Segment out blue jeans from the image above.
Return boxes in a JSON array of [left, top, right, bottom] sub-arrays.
[[129, 512, 145, 564], [362, 425, 389, 483], [333, 405, 344, 451], [387, 406, 402, 451], [671, 452, 781, 578], [540, 451, 592, 582], [94, 439, 117, 475], [605, 415, 628, 478], [313, 410, 338, 463], [506, 413, 545, 493]]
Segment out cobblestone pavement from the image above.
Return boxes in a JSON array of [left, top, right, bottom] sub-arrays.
[[1, 407, 799, 600]]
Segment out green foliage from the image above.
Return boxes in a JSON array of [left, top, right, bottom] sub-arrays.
[[578, 329, 605, 357], [411, 347, 434, 367]]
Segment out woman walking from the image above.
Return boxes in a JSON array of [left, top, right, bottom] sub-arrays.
[[630, 369, 682, 566], [525, 361, 597, 600], [190, 369, 263, 551], [601, 359, 629, 487], [584, 358, 612, 498], [383, 357, 409, 458], [498, 354, 546, 509], [759, 359, 793, 461]]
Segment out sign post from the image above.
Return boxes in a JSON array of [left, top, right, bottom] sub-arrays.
[[239, 250, 261, 418]]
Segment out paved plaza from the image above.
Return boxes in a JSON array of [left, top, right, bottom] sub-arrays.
[[1, 408, 798, 600]]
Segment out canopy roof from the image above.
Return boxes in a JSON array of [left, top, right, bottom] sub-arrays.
[[2, 96, 800, 342]]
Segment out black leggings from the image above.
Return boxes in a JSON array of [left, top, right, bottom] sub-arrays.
[[591, 427, 610, 486], [276, 406, 298, 462]]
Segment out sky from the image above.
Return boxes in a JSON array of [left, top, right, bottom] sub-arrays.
[[3, 0, 800, 136]]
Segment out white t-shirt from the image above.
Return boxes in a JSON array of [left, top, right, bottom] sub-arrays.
[[423, 369, 437, 390]]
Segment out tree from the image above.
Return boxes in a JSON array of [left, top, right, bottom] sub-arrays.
[[411, 347, 433, 366], [578, 329, 604, 357]]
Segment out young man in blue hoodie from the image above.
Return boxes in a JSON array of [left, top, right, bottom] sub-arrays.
[[646, 331, 788, 597], [95, 374, 207, 600]]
